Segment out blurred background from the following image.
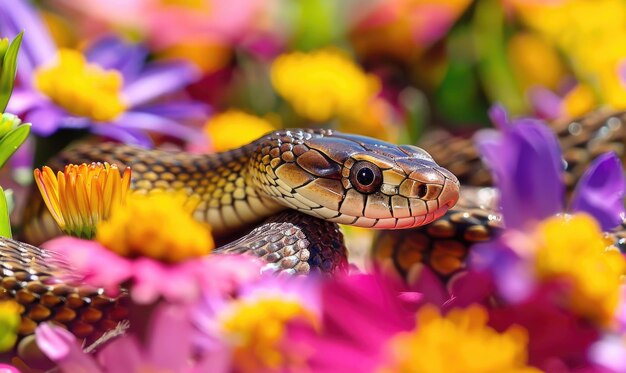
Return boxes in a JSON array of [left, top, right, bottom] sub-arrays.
[[3, 0, 626, 248]]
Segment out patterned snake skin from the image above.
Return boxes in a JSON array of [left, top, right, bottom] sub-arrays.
[[373, 109, 626, 284], [6, 128, 460, 346]]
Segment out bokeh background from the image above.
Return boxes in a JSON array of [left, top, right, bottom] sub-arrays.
[[4, 0, 626, 251]]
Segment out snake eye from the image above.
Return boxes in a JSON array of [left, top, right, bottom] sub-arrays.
[[350, 161, 382, 194]]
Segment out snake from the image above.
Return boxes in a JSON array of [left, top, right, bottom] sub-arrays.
[[2, 110, 625, 359], [0, 128, 461, 355]]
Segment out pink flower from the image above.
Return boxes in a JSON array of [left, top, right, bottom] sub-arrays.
[[36, 304, 231, 373], [42, 236, 262, 304]]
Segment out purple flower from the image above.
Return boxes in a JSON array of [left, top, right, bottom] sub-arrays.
[[476, 104, 625, 231], [36, 304, 230, 373], [0, 0, 209, 147]]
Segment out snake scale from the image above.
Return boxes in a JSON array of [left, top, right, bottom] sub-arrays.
[[1, 110, 625, 353]]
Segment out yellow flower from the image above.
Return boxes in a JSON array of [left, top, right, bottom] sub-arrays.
[[204, 110, 276, 152], [96, 193, 214, 262], [218, 295, 316, 372], [271, 48, 380, 123], [562, 84, 597, 118], [507, 32, 566, 92], [34, 49, 127, 121], [379, 305, 540, 373], [533, 213, 626, 326], [34, 162, 131, 239], [0, 301, 20, 352]]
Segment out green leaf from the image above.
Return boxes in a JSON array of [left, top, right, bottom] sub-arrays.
[[0, 32, 23, 113], [0, 187, 11, 239], [0, 123, 30, 169], [0, 38, 9, 71]]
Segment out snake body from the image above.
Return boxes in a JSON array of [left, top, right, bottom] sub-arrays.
[[3, 128, 460, 348]]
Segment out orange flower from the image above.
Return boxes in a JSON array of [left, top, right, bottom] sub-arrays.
[[34, 162, 131, 239]]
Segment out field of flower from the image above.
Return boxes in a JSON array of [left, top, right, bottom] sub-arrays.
[[1, 0, 626, 372]]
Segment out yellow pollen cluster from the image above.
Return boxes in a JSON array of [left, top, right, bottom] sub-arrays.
[[34, 49, 127, 122], [204, 110, 276, 152], [379, 305, 539, 373], [96, 193, 214, 262], [34, 163, 131, 239], [534, 213, 626, 325], [271, 49, 380, 123], [219, 296, 315, 372]]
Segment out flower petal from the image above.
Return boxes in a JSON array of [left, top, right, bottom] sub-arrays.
[[25, 106, 64, 137], [98, 336, 144, 373], [570, 152, 626, 230], [476, 122, 564, 230], [147, 305, 194, 370], [487, 103, 509, 129], [113, 111, 203, 143], [35, 323, 102, 373], [85, 36, 148, 83], [122, 62, 201, 107]]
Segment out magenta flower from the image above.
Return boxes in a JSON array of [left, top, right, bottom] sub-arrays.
[[42, 237, 262, 304], [36, 304, 231, 373], [0, 0, 208, 146]]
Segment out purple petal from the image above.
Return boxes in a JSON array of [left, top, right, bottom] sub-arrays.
[[139, 102, 211, 121], [122, 63, 201, 107], [487, 104, 509, 129], [98, 336, 144, 373], [90, 125, 154, 147], [147, 305, 193, 369], [476, 122, 564, 230], [0, 0, 56, 69], [570, 152, 626, 230], [528, 86, 564, 121], [114, 111, 204, 143], [35, 323, 102, 372], [6, 89, 42, 114], [85, 36, 148, 83], [25, 106, 64, 136]]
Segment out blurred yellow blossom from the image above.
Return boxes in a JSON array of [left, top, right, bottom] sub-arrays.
[[204, 110, 276, 152], [271, 48, 380, 123], [97, 193, 213, 262], [34, 49, 127, 121], [534, 213, 626, 326], [0, 301, 19, 352], [562, 84, 597, 118], [507, 32, 566, 91], [34, 162, 131, 239], [218, 295, 316, 372], [379, 305, 539, 373], [510, 0, 626, 109]]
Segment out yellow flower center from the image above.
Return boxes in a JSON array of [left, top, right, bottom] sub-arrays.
[[204, 110, 276, 152], [271, 49, 380, 122], [218, 296, 316, 372], [533, 213, 626, 325], [96, 193, 214, 262], [34, 163, 131, 239], [34, 49, 127, 121], [159, 0, 207, 10], [379, 305, 539, 373]]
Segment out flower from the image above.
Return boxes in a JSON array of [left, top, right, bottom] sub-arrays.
[[476, 104, 626, 231], [43, 236, 261, 303], [96, 193, 213, 262], [204, 110, 276, 152], [195, 277, 319, 372], [0, 301, 20, 352], [0, 0, 207, 145], [35, 304, 231, 372], [271, 48, 380, 123], [34, 162, 131, 239], [378, 305, 539, 373], [533, 214, 625, 326]]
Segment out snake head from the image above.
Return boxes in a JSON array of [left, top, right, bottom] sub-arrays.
[[260, 130, 460, 229]]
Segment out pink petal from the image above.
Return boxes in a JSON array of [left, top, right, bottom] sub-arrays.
[[35, 324, 102, 372], [146, 305, 194, 370], [98, 336, 144, 373]]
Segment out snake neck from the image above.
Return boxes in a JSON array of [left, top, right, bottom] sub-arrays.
[[51, 142, 286, 235]]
